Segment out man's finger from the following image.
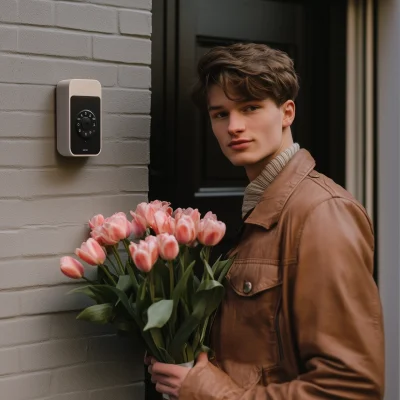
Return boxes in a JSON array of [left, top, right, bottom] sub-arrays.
[[196, 352, 209, 367], [155, 382, 178, 398]]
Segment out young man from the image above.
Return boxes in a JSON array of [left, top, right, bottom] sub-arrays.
[[147, 43, 385, 399]]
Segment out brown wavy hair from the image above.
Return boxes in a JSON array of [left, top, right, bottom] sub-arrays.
[[192, 43, 299, 109]]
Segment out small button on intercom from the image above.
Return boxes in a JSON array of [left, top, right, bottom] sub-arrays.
[[56, 79, 102, 157]]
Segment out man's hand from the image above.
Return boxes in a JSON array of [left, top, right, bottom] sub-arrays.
[[146, 353, 209, 399]]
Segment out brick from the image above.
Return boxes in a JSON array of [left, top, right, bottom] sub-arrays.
[[19, 0, 54, 26], [18, 28, 91, 58], [0, 348, 19, 376], [0, 0, 17, 22], [89, 382, 144, 400], [0, 371, 51, 400], [50, 312, 113, 339], [0, 140, 56, 167], [91, 194, 148, 218], [56, 3, 117, 34], [21, 225, 88, 257], [118, 65, 151, 88], [88, 335, 143, 363], [40, 392, 89, 400], [103, 115, 151, 139], [0, 55, 117, 86], [93, 36, 151, 64], [20, 284, 95, 315], [0, 112, 54, 138], [0, 84, 54, 111], [0, 316, 51, 347], [0, 200, 26, 229], [0, 257, 80, 289], [117, 167, 148, 192], [119, 10, 152, 36], [50, 362, 140, 393], [20, 338, 87, 372], [103, 89, 151, 114], [0, 292, 20, 319], [0, 168, 121, 198], [81, 0, 151, 10], [0, 231, 21, 258], [0, 26, 17, 51], [89, 141, 150, 166]]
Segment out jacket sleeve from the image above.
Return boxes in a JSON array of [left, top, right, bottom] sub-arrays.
[[179, 198, 385, 400]]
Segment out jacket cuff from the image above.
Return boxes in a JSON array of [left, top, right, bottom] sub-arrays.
[[180, 361, 243, 400]]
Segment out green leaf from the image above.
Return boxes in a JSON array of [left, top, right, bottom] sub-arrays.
[[211, 255, 222, 274], [117, 275, 132, 292], [76, 303, 113, 324], [158, 347, 176, 364], [195, 280, 225, 317], [136, 279, 150, 323], [200, 248, 214, 280], [216, 257, 235, 283], [172, 260, 196, 312], [144, 300, 174, 331], [69, 285, 114, 304], [125, 261, 139, 293]]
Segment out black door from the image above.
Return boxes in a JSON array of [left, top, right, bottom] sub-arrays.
[[148, 0, 346, 395]]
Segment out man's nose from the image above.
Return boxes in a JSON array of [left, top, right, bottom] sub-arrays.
[[228, 113, 245, 135]]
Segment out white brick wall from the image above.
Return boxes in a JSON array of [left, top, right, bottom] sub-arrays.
[[0, 0, 152, 398]]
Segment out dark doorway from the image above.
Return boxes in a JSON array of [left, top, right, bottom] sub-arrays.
[[148, 1, 347, 398]]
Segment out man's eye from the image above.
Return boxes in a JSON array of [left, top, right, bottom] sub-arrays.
[[243, 105, 259, 112], [213, 112, 227, 119]]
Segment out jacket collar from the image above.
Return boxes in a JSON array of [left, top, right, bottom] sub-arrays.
[[244, 149, 316, 229]]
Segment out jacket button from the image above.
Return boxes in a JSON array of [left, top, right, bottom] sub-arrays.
[[243, 281, 252, 294]]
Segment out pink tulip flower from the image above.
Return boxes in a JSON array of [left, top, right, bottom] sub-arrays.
[[174, 207, 201, 226], [203, 211, 217, 220], [96, 212, 132, 245], [157, 233, 179, 260], [129, 236, 159, 273], [75, 238, 106, 266], [131, 212, 147, 238], [197, 216, 226, 246], [175, 215, 197, 245], [60, 256, 84, 279], [153, 210, 176, 235], [88, 214, 104, 230], [133, 200, 173, 229]]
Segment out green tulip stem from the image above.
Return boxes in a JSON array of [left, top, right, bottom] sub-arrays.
[[122, 239, 131, 260], [106, 254, 119, 275], [149, 270, 155, 302], [99, 264, 117, 286], [204, 246, 211, 264], [111, 245, 125, 275], [82, 276, 95, 284], [168, 260, 174, 299]]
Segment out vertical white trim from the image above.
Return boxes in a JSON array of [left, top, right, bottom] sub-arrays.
[[346, 0, 375, 218], [346, 0, 359, 199], [365, 0, 374, 218]]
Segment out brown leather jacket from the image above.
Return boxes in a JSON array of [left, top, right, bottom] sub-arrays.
[[180, 149, 385, 399]]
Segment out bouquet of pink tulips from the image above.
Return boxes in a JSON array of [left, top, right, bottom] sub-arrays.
[[60, 200, 234, 364]]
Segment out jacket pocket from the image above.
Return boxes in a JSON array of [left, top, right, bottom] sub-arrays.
[[215, 259, 283, 371]]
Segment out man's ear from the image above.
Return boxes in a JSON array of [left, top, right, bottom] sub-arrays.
[[282, 100, 295, 128]]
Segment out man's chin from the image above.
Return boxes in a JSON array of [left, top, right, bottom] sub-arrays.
[[229, 156, 258, 167]]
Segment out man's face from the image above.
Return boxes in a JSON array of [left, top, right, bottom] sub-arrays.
[[207, 84, 294, 180]]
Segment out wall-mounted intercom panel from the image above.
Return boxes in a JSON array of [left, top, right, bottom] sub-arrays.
[[56, 79, 102, 157]]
